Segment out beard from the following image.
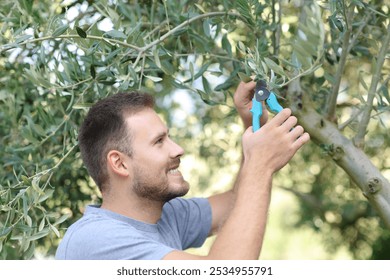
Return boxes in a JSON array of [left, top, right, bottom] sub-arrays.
[[131, 164, 189, 202]]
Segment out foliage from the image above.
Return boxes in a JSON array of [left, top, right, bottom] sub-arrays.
[[0, 0, 389, 259]]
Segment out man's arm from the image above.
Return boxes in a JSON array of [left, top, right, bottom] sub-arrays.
[[164, 106, 310, 259], [207, 190, 234, 236], [206, 81, 269, 236]]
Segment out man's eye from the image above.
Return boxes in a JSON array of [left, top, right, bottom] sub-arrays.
[[156, 138, 163, 144]]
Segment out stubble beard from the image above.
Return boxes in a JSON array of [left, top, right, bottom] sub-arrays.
[[132, 166, 189, 202]]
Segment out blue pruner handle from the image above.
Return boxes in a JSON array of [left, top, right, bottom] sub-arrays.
[[266, 92, 283, 114], [250, 97, 262, 132]]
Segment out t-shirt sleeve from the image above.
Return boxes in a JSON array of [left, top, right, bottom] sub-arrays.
[[162, 197, 212, 250]]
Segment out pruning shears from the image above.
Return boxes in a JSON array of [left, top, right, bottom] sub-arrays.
[[250, 80, 283, 132]]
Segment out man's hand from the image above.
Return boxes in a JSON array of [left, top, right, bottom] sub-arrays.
[[233, 81, 268, 129], [242, 108, 310, 174]]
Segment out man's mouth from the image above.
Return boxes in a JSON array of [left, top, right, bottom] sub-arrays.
[[168, 168, 180, 175], [168, 160, 181, 175]]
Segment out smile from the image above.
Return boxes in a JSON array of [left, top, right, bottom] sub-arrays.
[[168, 168, 179, 174]]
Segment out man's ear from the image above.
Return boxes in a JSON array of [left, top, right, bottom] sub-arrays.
[[107, 150, 130, 177]]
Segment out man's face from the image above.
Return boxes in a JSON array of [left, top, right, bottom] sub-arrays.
[[125, 108, 189, 202]]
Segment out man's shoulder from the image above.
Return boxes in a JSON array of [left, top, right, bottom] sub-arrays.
[[55, 206, 163, 259], [61, 206, 148, 240]]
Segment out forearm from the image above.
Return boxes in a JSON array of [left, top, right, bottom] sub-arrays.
[[206, 161, 273, 259], [207, 151, 245, 235]]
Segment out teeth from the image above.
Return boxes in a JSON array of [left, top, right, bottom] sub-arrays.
[[168, 168, 179, 174]]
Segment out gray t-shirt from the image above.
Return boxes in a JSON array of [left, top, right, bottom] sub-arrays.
[[55, 197, 212, 260]]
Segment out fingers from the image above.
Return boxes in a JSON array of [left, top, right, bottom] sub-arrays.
[[268, 108, 292, 127], [292, 132, 310, 150], [289, 125, 304, 139], [239, 80, 256, 91], [235, 81, 256, 97], [234, 81, 256, 109], [267, 108, 310, 148], [281, 115, 298, 131], [269, 109, 300, 133], [249, 106, 310, 146]]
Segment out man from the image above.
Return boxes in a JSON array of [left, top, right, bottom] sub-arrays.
[[55, 81, 310, 260]]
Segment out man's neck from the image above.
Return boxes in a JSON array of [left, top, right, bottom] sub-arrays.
[[101, 194, 165, 224]]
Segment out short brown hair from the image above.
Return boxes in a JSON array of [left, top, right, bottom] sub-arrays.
[[78, 92, 154, 191]]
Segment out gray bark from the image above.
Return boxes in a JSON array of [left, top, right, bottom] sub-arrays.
[[287, 85, 390, 229]]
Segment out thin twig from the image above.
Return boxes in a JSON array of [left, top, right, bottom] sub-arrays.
[[173, 52, 241, 62], [8, 144, 77, 191], [326, 3, 355, 122], [144, 19, 169, 39], [271, 0, 282, 56], [354, 23, 390, 147], [139, 54, 146, 90], [130, 11, 244, 72], [278, 58, 322, 88], [40, 81, 93, 145], [55, 77, 93, 89], [162, 0, 171, 32], [0, 34, 143, 53], [347, 11, 372, 53], [140, 12, 243, 53], [338, 107, 364, 131]]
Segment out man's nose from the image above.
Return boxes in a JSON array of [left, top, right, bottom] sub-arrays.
[[169, 138, 184, 158]]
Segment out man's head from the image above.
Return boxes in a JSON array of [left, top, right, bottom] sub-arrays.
[[78, 92, 189, 201], [78, 92, 154, 192]]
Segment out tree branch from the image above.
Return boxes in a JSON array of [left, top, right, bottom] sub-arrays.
[[8, 144, 77, 191], [353, 23, 390, 148], [271, 0, 282, 57], [0, 34, 143, 54], [140, 11, 243, 53], [129, 11, 244, 69], [347, 11, 372, 53], [287, 87, 390, 229], [325, 3, 355, 122], [338, 107, 363, 131]]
